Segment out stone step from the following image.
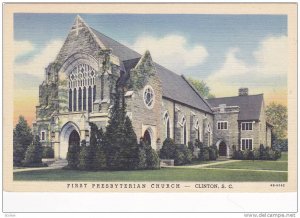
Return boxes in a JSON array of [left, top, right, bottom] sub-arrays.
[[49, 159, 68, 168]]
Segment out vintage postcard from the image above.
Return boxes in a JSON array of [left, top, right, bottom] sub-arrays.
[[3, 3, 297, 193]]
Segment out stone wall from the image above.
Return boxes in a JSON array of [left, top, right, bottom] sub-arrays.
[[161, 98, 214, 146], [125, 56, 162, 150], [213, 110, 239, 156]]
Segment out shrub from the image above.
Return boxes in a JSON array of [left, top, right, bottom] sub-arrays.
[[274, 149, 282, 160], [188, 141, 194, 152], [145, 148, 160, 169], [159, 139, 193, 166], [42, 146, 54, 158], [209, 146, 218, 160], [199, 147, 210, 161], [23, 135, 44, 167], [159, 138, 176, 159], [78, 144, 91, 170], [93, 146, 107, 170], [252, 148, 260, 160], [259, 144, 266, 160], [66, 139, 81, 169], [242, 149, 250, 160], [195, 140, 204, 149], [232, 150, 243, 160]]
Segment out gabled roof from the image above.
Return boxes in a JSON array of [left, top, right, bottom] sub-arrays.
[[90, 26, 212, 114], [207, 94, 264, 121]]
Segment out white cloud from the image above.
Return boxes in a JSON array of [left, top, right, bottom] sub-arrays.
[[206, 35, 288, 97], [129, 35, 208, 73], [14, 40, 34, 59], [14, 40, 63, 79]]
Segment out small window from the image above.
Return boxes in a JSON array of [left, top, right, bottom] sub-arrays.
[[217, 121, 228, 130], [41, 131, 46, 141], [241, 122, 253, 131], [241, 138, 253, 150]]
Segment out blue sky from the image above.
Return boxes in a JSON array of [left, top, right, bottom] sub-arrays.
[[14, 13, 288, 123]]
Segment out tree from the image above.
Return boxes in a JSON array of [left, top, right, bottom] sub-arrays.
[[119, 117, 139, 170], [104, 90, 127, 169], [266, 103, 288, 139], [188, 77, 215, 99], [13, 116, 33, 166], [23, 135, 44, 167]]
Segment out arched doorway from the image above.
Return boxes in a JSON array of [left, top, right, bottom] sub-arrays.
[[69, 130, 80, 149], [219, 141, 227, 156], [143, 129, 151, 146], [59, 121, 81, 159]]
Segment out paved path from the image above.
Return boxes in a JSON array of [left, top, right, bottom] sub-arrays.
[[201, 167, 287, 173], [13, 166, 63, 173], [167, 159, 242, 169]]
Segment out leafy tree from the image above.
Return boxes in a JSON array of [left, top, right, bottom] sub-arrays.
[[188, 77, 215, 99], [23, 135, 43, 167], [13, 116, 33, 166], [266, 102, 287, 140]]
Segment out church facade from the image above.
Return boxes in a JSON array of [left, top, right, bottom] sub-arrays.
[[33, 16, 214, 159]]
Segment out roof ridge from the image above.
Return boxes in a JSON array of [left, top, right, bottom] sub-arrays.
[[181, 75, 213, 113]]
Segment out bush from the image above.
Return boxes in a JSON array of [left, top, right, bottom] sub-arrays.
[[252, 148, 260, 160], [232, 150, 243, 160], [92, 146, 107, 170], [232, 145, 281, 160], [242, 149, 250, 160], [145, 148, 160, 169], [78, 144, 91, 170], [188, 141, 194, 152], [159, 138, 176, 159], [274, 149, 281, 160], [23, 135, 43, 167], [42, 146, 54, 158], [199, 147, 210, 161], [66, 139, 81, 169], [209, 145, 218, 160], [159, 139, 193, 166]]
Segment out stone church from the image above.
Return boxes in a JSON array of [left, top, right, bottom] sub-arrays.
[[33, 15, 214, 159]]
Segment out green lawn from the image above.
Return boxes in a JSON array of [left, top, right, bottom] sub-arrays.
[[14, 167, 287, 182], [279, 152, 288, 161], [207, 160, 287, 171]]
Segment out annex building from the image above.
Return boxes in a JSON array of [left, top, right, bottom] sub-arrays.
[[33, 16, 271, 159]]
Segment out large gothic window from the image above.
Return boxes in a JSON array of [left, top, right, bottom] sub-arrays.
[[68, 64, 96, 112]]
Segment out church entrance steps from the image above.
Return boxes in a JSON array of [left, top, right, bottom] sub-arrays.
[[49, 159, 68, 168]]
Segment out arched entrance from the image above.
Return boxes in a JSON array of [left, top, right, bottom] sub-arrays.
[[59, 122, 81, 159], [69, 130, 80, 149], [219, 141, 227, 156], [143, 129, 151, 146]]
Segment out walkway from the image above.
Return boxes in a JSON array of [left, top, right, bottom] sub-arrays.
[[166, 159, 241, 169]]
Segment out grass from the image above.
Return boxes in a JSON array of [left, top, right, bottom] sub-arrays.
[[279, 152, 288, 161], [14, 167, 287, 182], [206, 160, 287, 171]]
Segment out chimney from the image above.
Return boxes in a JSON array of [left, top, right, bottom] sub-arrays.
[[239, 88, 248, 96]]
